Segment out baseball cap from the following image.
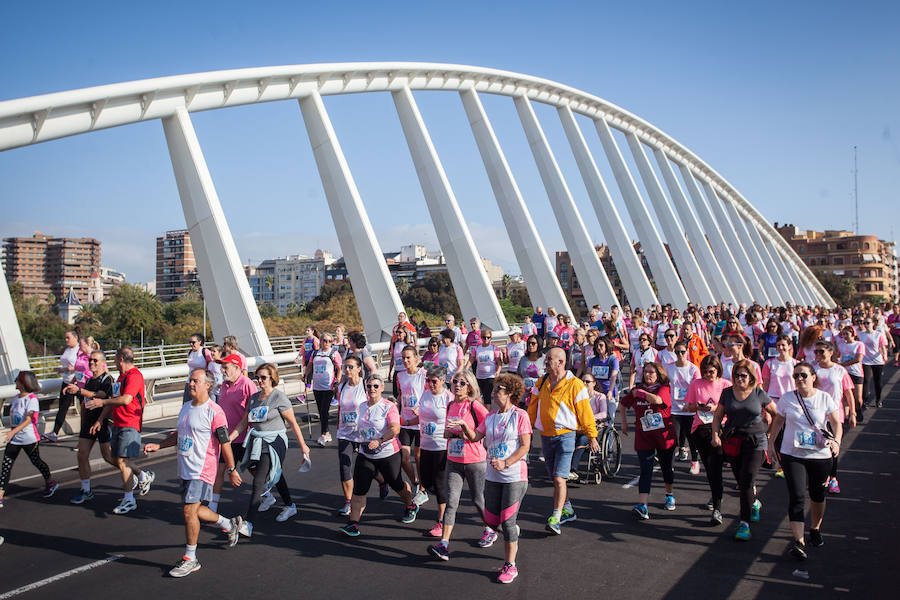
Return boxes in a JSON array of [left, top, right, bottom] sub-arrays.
[[509, 326, 522, 335], [547, 331, 560, 339], [217, 354, 243, 368]]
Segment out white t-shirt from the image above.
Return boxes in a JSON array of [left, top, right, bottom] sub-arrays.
[[418, 389, 452, 451], [471, 344, 501, 380], [657, 349, 677, 369], [397, 368, 426, 430], [311, 349, 341, 391], [437, 344, 462, 381], [9, 393, 40, 445], [337, 381, 367, 442], [176, 400, 227, 484], [665, 362, 700, 415], [506, 341, 525, 373], [762, 358, 797, 399], [477, 407, 532, 483], [60, 346, 78, 384], [357, 399, 401, 460], [859, 331, 887, 365], [814, 363, 853, 422], [837, 340, 864, 377], [776, 389, 839, 460]]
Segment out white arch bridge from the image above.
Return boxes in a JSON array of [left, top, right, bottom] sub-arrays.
[[0, 62, 832, 381]]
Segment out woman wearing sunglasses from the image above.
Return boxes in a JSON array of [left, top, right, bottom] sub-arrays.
[[758, 318, 781, 365], [711, 360, 777, 541], [666, 341, 701, 473], [768, 363, 842, 560], [339, 374, 418, 537]]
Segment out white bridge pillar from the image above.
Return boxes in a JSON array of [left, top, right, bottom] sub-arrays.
[[744, 218, 792, 306], [514, 97, 618, 309], [392, 86, 508, 332], [761, 234, 805, 305], [722, 200, 783, 306], [557, 106, 658, 309], [0, 272, 29, 385], [162, 107, 272, 355], [625, 133, 716, 307], [298, 91, 404, 342], [459, 89, 571, 316], [595, 119, 689, 308]]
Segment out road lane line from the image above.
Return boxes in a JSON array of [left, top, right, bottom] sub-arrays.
[[0, 555, 122, 599]]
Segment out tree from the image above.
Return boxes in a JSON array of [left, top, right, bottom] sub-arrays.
[[74, 305, 102, 327], [395, 277, 411, 297], [402, 271, 461, 318], [501, 274, 512, 299], [265, 275, 274, 293], [285, 301, 300, 317], [814, 271, 856, 307], [97, 284, 166, 341], [257, 302, 280, 319], [508, 286, 531, 309]]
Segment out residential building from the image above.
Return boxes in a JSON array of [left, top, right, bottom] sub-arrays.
[[776, 224, 899, 303], [156, 229, 200, 302], [246, 250, 335, 314], [2, 232, 101, 302]]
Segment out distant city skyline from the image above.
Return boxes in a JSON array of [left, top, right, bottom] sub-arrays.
[[2, 2, 898, 284]]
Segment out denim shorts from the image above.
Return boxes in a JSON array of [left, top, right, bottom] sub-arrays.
[[541, 431, 576, 479]]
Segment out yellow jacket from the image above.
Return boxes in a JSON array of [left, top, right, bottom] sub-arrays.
[[527, 371, 598, 438]]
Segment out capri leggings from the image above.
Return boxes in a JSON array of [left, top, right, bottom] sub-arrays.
[[443, 460, 486, 528], [53, 388, 77, 435], [477, 378, 495, 408], [418, 449, 448, 504], [352, 452, 405, 497], [637, 447, 675, 494], [780, 453, 832, 522], [0, 443, 52, 491], [483, 480, 527, 543], [313, 389, 334, 436], [729, 439, 766, 522], [692, 425, 725, 510], [338, 439, 359, 482], [671, 415, 698, 460], [246, 439, 292, 523], [862, 365, 884, 404]]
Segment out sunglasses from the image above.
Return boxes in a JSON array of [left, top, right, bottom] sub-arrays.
[[665, 333, 676, 338], [427, 378, 442, 384], [366, 384, 382, 389], [733, 372, 751, 380], [88, 358, 101, 363], [792, 372, 811, 380], [675, 350, 687, 355], [814, 349, 827, 354], [256, 375, 270, 381]]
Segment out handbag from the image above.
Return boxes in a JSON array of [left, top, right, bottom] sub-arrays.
[[722, 432, 743, 457]]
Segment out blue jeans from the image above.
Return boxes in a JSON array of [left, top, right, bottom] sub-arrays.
[[541, 431, 576, 479], [570, 433, 591, 473]]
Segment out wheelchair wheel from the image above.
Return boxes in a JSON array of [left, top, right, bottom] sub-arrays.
[[586, 451, 603, 484], [601, 426, 622, 477]]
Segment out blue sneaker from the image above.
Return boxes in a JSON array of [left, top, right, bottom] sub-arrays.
[[664, 494, 676, 511], [70, 489, 95, 504], [560, 506, 577, 524], [750, 499, 762, 523], [400, 504, 419, 524], [735, 521, 751, 541], [632, 504, 649, 520], [339, 522, 360, 537], [545, 515, 562, 534]]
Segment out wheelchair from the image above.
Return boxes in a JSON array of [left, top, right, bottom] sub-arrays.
[[580, 416, 622, 484]]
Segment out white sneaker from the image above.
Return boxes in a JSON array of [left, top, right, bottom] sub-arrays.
[[42, 432, 58, 442], [258, 492, 276, 512], [412, 489, 429, 506], [276, 504, 298, 522], [324, 432, 332, 443], [317, 435, 327, 447], [138, 471, 155, 496], [113, 497, 137, 514], [239, 521, 253, 537]]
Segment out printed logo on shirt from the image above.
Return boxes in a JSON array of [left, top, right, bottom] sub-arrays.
[[423, 422, 437, 435], [248, 406, 269, 423], [341, 411, 358, 424], [488, 442, 509, 459], [448, 438, 465, 457], [178, 436, 194, 455], [592, 365, 610, 379]]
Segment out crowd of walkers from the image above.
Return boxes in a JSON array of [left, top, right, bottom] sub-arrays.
[[1, 300, 896, 582]]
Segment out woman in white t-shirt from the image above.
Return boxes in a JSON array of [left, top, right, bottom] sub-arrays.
[[665, 341, 701, 472], [628, 333, 659, 389], [858, 317, 888, 408], [46, 329, 80, 442], [768, 362, 842, 561], [814, 340, 855, 496], [837, 326, 866, 421], [184, 333, 213, 403]]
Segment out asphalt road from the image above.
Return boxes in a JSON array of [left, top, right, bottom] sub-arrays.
[[1, 370, 897, 599]]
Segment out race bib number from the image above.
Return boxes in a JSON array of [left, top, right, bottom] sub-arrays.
[[178, 436, 194, 455], [448, 438, 465, 457], [523, 378, 536, 391], [423, 422, 436, 435], [76, 371, 85, 383], [840, 354, 852, 364], [698, 411, 714, 424], [363, 427, 378, 442], [673, 387, 687, 401], [640, 411, 664, 432], [314, 363, 327, 375], [488, 442, 509, 459], [767, 347, 778, 358], [11, 414, 23, 427], [341, 411, 358, 425], [592, 365, 610, 379], [407, 395, 418, 408], [794, 430, 818, 450], [477, 350, 493, 364], [112, 382, 121, 396], [248, 406, 269, 423]]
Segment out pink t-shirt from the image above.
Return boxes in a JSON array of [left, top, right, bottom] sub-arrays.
[[176, 400, 228, 484], [589, 392, 608, 420], [74, 351, 92, 389], [685, 377, 732, 433], [445, 399, 489, 464], [357, 399, 401, 459], [218, 375, 258, 443], [814, 363, 853, 421], [470, 344, 502, 379], [465, 329, 483, 349], [761, 357, 798, 399], [554, 325, 575, 349], [477, 406, 532, 483]]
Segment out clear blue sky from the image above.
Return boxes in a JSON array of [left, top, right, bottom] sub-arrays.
[[2, 0, 898, 284]]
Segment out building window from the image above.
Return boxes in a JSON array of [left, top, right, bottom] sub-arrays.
[[833, 257, 843, 265]]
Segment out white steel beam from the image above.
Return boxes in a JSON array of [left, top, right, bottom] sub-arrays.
[[392, 86, 508, 332], [652, 148, 735, 305], [786, 254, 817, 307], [513, 97, 618, 309], [762, 234, 805, 305], [0, 271, 30, 385], [678, 164, 753, 303], [595, 119, 689, 307], [298, 91, 405, 342], [745, 219, 792, 306], [557, 106, 657, 309], [723, 200, 783, 306], [459, 89, 572, 316], [162, 107, 273, 355], [625, 133, 715, 306]]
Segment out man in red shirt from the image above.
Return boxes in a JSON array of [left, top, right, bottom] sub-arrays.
[[86, 347, 155, 514]]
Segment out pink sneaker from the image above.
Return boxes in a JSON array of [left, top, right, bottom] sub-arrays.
[[690, 461, 700, 475], [828, 478, 841, 494], [497, 562, 518, 584], [428, 522, 443, 537]]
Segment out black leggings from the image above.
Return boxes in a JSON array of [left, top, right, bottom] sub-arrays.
[[246, 443, 292, 523], [477, 378, 495, 408], [313, 389, 334, 436], [53, 389, 77, 435], [729, 440, 766, 522], [1, 443, 52, 491], [352, 452, 406, 497], [672, 415, 698, 460], [418, 449, 448, 504], [862, 365, 884, 404], [781, 453, 832, 522], [636, 447, 675, 494], [692, 425, 725, 510]]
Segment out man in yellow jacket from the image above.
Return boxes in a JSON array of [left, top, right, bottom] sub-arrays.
[[528, 348, 599, 534]]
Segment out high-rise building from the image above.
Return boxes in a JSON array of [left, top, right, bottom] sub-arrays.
[[246, 250, 335, 314], [156, 229, 200, 302], [2, 232, 101, 302], [776, 224, 898, 303]]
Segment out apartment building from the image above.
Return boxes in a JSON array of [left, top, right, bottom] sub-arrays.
[[156, 229, 200, 302], [2, 232, 101, 302]]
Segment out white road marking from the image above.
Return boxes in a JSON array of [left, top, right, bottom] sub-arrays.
[[622, 465, 659, 488], [0, 555, 122, 599]]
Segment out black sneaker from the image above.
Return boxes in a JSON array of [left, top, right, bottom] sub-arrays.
[[789, 539, 808, 560], [379, 482, 390, 500], [808, 529, 824, 547], [339, 522, 360, 537]]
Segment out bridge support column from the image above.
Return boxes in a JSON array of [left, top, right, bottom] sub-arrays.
[[722, 200, 783, 306], [162, 107, 272, 355], [0, 272, 29, 385], [392, 86, 508, 332], [460, 89, 571, 316], [744, 219, 792, 306], [298, 91, 404, 342], [761, 234, 804, 305]]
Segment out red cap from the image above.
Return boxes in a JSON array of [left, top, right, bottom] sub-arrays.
[[217, 354, 243, 368]]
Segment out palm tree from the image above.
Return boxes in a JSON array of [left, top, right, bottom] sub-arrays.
[[265, 275, 275, 299], [396, 277, 411, 297], [501, 274, 512, 299], [286, 301, 299, 316], [75, 305, 102, 327]]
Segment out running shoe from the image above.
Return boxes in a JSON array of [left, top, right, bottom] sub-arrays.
[[0, 497, 5, 509], [412, 489, 429, 506], [828, 478, 841, 495], [678, 448, 689, 461], [42, 480, 59, 499], [330, 398, 339, 406], [70, 489, 94, 504], [734, 521, 751, 541], [169, 557, 201, 578], [429, 543, 450, 561], [324, 432, 332, 442], [478, 528, 498, 548], [750, 499, 762, 522], [276, 504, 298, 522], [42, 431, 58, 443], [808, 528, 824, 547], [113, 497, 137, 514], [258, 492, 277, 512], [545, 515, 562, 534], [379, 482, 390, 500], [789, 539, 808, 560], [400, 504, 419, 524], [138, 471, 155, 496], [876, 400, 883, 408], [567, 471, 579, 482], [428, 522, 443, 537], [560, 506, 577, 524], [338, 501, 352, 516], [0, 536, 4, 545], [706, 498, 714, 511], [711, 509, 723, 526], [227, 516, 243, 547], [239, 521, 253, 537], [537, 455, 545, 462], [775, 469, 785, 479], [131, 475, 138, 490], [632, 504, 649, 520], [317, 435, 327, 448], [664, 494, 676, 511], [690, 461, 701, 475], [339, 522, 360, 537], [497, 562, 519, 584]]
